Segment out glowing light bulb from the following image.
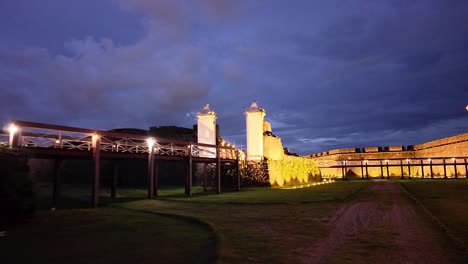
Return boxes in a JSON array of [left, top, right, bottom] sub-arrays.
[[8, 123, 18, 134]]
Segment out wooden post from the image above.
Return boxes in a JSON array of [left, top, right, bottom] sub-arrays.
[[216, 147, 221, 194], [443, 159, 447, 179], [111, 161, 118, 199], [400, 160, 404, 180], [92, 135, 101, 208], [153, 159, 159, 197], [421, 160, 425, 178], [365, 162, 369, 180], [52, 159, 63, 209], [344, 161, 347, 180], [186, 145, 193, 196], [465, 158, 468, 179], [430, 159, 433, 179], [407, 160, 411, 179], [380, 160, 384, 179], [147, 146, 154, 199], [236, 150, 240, 191], [202, 163, 208, 192], [454, 159, 458, 179], [341, 161, 345, 180], [386, 161, 390, 179], [360, 160, 364, 180]]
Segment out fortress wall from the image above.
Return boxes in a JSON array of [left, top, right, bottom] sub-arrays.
[[414, 134, 468, 158], [263, 135, 284, 161], [308, 132, 468, 178], [268, 155, 320, 186]]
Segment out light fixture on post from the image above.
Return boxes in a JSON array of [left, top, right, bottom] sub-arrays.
[[8, 123, 19, 148]]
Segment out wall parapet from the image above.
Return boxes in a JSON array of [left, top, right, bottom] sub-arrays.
[[414, 133, 468, 151]]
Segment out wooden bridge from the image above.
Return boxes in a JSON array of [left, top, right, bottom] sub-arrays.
[[2, 120, 241, 207]]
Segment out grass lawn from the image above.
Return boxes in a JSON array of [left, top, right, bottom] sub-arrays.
[[0, 207, 216, 264], [400, 179, 468, 248], [0, 180, 369, 264]]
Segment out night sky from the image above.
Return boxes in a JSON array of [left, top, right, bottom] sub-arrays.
[[1, 0, 467, 155]]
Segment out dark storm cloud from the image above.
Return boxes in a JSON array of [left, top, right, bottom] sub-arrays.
[[1, 0, 467, 154]]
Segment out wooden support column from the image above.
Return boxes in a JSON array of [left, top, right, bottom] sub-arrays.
[[236, 150, 240, 191], [380, 160, 384, 179], [407, 160, 411, 179], [454, 159, 458, 179], [365, 162, 369, 180], [443, 159, 447, 179], [465, 158, 468, 178], [186, 145, 192, 196], [421, 160, 425, 178], [202, 163, 208, 192], [400, 160, 404, 179], [360, 160, 364, 180], [153, 159, 159, 197], [386, 161, 390, 179], [429, 159, 433, 179], [147, 145, 154, 199], [52, 159, 63, 209], [111, 161, 118, 199], [91, 135, 101, 208], [341, 161, 345, 180], [216, 147, 221, 194]]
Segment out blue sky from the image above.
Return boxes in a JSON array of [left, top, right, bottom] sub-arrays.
[[1, 0, 467, 154]]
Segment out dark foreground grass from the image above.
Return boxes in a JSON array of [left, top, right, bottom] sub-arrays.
[[118, 181, 369, 263], [401, 179, 468, 248], [1, 181, 369, 264], [0, 207, 216, 264]]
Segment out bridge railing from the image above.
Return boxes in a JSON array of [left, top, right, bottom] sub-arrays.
[[3, 120, 238, 159]]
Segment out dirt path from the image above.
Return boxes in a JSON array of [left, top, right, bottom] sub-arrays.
[[301, 181, 467, 263]]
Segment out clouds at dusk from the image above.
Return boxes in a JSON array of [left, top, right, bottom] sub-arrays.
[[1, 0, 467, 154]]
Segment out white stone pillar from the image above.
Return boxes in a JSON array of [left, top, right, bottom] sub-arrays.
[[245, 100, 265, 161], [197, 104, 217, 158]]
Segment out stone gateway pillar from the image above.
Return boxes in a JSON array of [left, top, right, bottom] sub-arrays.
[[197, 104, 217, 157], [245, 100, 265, 161]]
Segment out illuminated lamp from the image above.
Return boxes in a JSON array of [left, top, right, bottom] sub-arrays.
[[8, 123, 18, 134], [147, 138, 155, 148]]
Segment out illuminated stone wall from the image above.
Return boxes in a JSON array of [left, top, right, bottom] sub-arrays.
[[308, 132, 468, 178], [263, 121, 284, 161], [268, 155, 320, 186]]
